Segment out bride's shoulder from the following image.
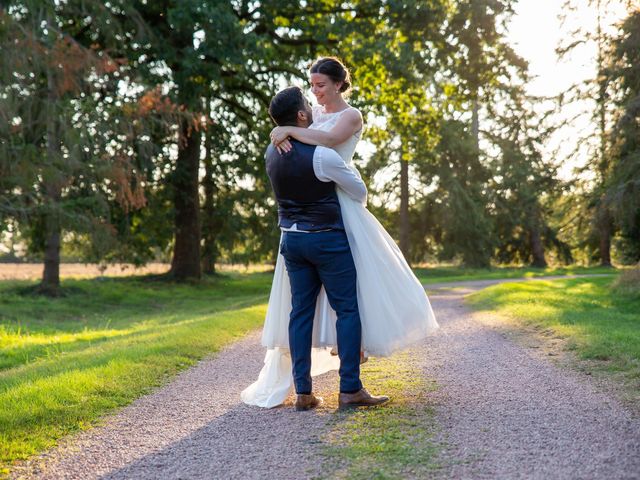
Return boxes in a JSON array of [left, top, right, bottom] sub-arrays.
[[342, 106, 363, 125]]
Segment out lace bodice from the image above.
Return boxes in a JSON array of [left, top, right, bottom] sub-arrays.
[[310, 105, 362, 164]]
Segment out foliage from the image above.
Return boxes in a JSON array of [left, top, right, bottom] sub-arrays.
[[0, 2, 182, 286], [2, 1, 639, 275], [605, 8, 640, 263], [554, 0, 638, 266]]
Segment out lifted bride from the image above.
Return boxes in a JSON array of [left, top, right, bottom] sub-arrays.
[[242, 57, 438, 408]]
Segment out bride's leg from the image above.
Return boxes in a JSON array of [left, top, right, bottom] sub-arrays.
[[330, 346, 368, 364], [360, 351, 368, 364]]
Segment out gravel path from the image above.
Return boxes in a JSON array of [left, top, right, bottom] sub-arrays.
[[10, 331, 339, 480], [423, 278, 640, 479], [11, 275, 640, 479]]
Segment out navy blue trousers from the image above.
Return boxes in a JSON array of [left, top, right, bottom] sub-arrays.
[[280, 230, 363, 394]]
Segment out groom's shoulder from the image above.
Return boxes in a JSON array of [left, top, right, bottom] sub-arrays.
[[264, 143, 278, 163], [280, 140, 318, 158], [290, 139, 316, 154], [264, 141, 317, 164]]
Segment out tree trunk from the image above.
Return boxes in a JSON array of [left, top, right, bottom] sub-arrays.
[[595, 1, 612, 269], [201, 129, 218, 275], [529, 226, 547, 268], [399, 147, 410, 263], [597, 203, 612, 267], [471, 98, 480, 153], [40, 61, 62, 295], [170, 118, 202, 281], [596, 0, 608, 177]]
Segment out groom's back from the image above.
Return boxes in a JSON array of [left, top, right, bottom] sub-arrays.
[[265, 140, 343, 232]]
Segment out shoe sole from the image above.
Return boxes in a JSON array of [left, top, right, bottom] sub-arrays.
[[295, 398, 324, 411], [338, 398, 390, 410]]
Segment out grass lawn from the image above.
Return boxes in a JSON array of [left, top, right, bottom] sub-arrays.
[[0, 272, 272, 475], [322, 352, 439, 479], [466, 276, 640, 385], [0, 263, 629, 476], [414, 265, 617, 285]]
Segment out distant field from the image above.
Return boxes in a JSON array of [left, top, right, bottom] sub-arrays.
[[0, 262, 621, 284], [414, 264, 619, 284], [0, 263, 273, 281]]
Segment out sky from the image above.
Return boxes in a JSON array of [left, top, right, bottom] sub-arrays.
[[505, 0, 632, 178]]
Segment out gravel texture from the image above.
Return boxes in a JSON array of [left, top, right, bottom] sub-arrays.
[[11, 275, 640, 479], [10, 331, 341, 480], [424, 278, 640, 480]]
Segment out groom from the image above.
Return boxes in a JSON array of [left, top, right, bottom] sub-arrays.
[[265, 86, 389, 411]]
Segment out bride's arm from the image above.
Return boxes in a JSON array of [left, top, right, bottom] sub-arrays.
[[271, 109, 362, 149]]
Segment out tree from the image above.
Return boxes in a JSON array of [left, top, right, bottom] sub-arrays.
[[487, 91, 571, 267], [412, 0, 527, 267], [334, 0, 448, 262], [605, 6, 640, 263], [557, 0, 623, 266], [0, 2, 180, 293]]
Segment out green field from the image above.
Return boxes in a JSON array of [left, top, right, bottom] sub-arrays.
[[415, 265, 617, 285], [322, 352, 438, 479], [0, 265, 634, 475], [0, 273, 272, 474], [467, 276, 640, 383]]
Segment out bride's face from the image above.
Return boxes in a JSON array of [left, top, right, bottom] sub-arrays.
[[310, 73, 342, 106]]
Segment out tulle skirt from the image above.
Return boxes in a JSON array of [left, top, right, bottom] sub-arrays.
[[241, 190, 438, 407]]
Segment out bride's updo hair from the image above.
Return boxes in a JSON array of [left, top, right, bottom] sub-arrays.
[[310, 57, 352, 94]]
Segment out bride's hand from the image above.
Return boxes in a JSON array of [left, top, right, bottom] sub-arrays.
[[270, 127, 292, 153]]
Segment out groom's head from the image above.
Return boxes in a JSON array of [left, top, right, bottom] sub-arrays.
[[269, 86, 313, 128]]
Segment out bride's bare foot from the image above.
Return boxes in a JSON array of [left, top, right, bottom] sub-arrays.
[[330, 347, 368, 363]]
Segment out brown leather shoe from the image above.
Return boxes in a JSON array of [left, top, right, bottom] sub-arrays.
[[338, 388, 389, 409], [295, 393, 323, 411]]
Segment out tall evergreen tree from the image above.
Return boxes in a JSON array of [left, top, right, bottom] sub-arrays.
[[414, 0, 526, 267], [606, 6, 640, 263], [0, 1, 177, 293], [557, 0, 621, 265], [487, 91, 570, 267]]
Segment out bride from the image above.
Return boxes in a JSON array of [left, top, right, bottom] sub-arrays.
[[242, 57, 438, 408]]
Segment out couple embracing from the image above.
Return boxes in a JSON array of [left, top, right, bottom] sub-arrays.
[[242, 57, 439, 410]]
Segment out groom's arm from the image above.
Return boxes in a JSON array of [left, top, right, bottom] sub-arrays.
[[313, 146, 367, 204]]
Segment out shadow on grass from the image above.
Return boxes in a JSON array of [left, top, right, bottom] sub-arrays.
[[0, 301, 268, 469], [0, 271, 272, 325], [0, 294, 266, 372], [0, 272, 273, 372], [0, 271, 276, 470]]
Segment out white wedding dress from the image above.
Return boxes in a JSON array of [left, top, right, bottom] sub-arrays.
[[241, 106, 439, 407]]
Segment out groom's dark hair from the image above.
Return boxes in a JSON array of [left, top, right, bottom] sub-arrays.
[[269, 86, 307, 127]]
